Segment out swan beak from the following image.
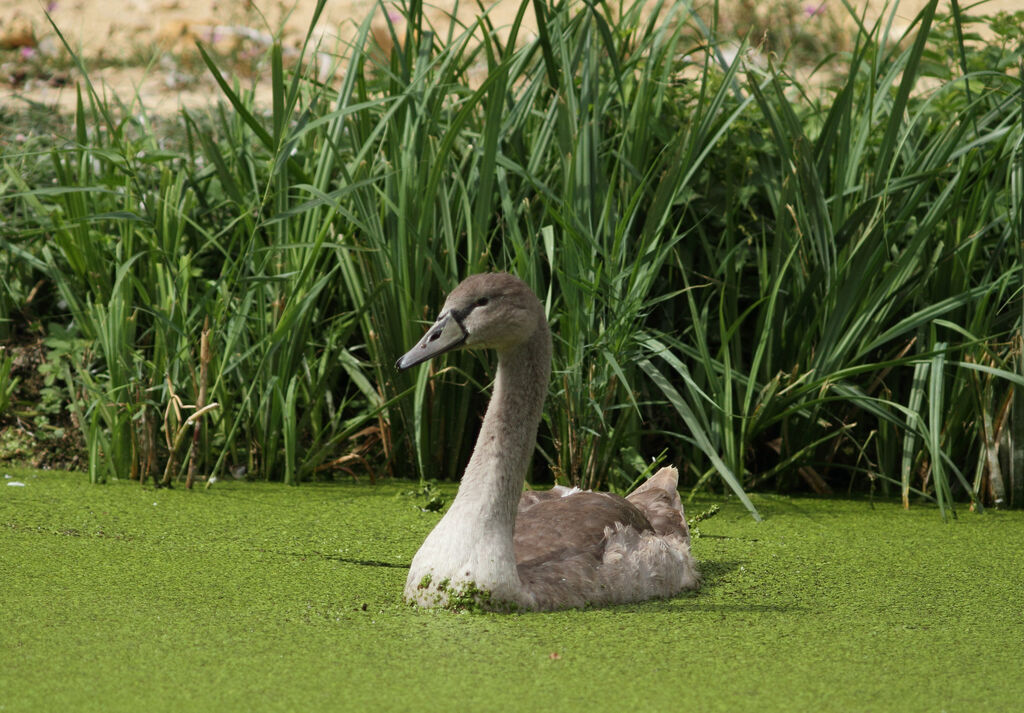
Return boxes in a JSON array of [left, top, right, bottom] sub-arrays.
[[396, 313, 469, 370]]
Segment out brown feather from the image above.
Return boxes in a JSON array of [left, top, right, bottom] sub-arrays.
[[514, 491, 652, 566], [625, 466, 691, 542]]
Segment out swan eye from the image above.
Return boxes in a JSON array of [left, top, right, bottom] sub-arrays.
[[474, 297, 490, 308]]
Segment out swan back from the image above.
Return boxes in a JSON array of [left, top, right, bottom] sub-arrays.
[[513, 466, 698, 609]]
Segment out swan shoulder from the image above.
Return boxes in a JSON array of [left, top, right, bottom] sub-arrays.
[[518, 485, 582, 514]]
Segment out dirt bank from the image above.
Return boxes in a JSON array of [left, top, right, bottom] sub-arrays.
[[0, 0, 1019, 114]]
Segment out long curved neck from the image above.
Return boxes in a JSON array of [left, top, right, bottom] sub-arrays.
[[453, 317, 552, 531]]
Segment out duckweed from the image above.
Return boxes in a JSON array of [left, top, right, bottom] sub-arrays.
[[3, 469, 1024, 712]]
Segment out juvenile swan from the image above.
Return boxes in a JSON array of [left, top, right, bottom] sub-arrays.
[[396, 273, 700, 611]]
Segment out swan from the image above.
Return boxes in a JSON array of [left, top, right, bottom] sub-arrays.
[[396, 273, 700, 611]]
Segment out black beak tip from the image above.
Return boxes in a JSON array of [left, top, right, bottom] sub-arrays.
[[395, 352, 424, 371]]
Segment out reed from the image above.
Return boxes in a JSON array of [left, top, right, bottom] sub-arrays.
[[1, 0, 1021, 516]]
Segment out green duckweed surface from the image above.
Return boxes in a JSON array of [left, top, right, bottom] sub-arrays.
[[3, 468, 1023, 712]]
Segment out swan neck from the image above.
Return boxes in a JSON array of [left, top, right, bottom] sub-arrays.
[[405, 311, 551, 609], [457, 320, 551, 526]]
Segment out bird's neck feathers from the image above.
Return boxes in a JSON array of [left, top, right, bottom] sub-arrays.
[[454, 316, 551, 529]]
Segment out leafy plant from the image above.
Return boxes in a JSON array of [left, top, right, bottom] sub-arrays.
[[0, 351, 17, 419], [1, 0, 1022, 519]]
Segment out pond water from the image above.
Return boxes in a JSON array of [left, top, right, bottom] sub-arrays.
[[3, 468, 1023, 712]]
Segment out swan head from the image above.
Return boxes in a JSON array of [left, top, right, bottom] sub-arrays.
[[396, 273, 545, 370]]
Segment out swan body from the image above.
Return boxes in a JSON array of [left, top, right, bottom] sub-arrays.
[[396, 273, 699, 611]]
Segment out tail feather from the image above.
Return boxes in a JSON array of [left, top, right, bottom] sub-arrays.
[[626, 467, 690, 543]]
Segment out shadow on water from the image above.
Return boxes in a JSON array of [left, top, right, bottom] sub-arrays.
[[260, 551, 808, 613], [327, 555, 409, 569], [258, 556, 755, 587], [254, 548, 410, 569], [699, 558, 744, 581], [274, 555, 750, 577]]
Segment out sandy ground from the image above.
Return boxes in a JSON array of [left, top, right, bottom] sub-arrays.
[[0, 0, 1019, 115], [0, 0, 533, 113]]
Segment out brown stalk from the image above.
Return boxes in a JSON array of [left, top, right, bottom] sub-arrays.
[[186, 318, 211, 489], [161, 403, 221, 487]]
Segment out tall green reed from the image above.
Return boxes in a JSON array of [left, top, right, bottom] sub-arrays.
[[666, 0, 1023, 514], [5, 2, 377, 484], [3, 0, 1022, 519], [313, 0, 760, 510], [514, 0, 758, 505]]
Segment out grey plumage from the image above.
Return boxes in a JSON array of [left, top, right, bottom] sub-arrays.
[[397, 273, 700, 611]]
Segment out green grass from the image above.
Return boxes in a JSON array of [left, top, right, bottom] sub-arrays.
[[3, 467, 1024, 712], [1, 0, 1023, 516]]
